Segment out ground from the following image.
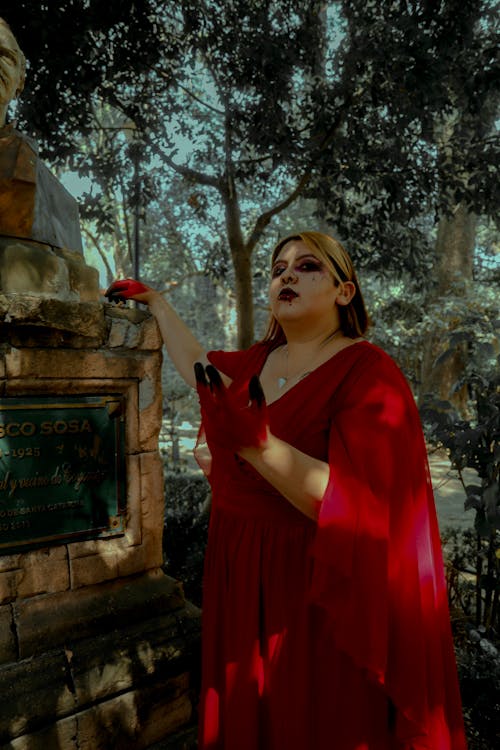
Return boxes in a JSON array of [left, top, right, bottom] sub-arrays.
[[428, 448, 477, 533]]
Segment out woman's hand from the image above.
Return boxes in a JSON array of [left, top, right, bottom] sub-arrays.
[[195, 363, 269, 452], [195, 362, 329, 519], [105, 278, 157, 304]]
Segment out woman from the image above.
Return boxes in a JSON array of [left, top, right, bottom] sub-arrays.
[[106, 231, 467, 750]]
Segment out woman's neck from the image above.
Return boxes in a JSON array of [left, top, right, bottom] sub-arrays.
[[281, 325, 344, 368], [281, 318, 341, 350]]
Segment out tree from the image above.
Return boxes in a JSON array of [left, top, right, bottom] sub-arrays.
[[306, 0, 499, 408], [417, 2, 499, 404], [3, 0, 498, 353]]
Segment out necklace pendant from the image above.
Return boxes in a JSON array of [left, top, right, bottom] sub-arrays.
[[277, 376, 287, 389]]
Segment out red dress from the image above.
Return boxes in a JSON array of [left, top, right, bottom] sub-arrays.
[[197, 341, 467, 750]]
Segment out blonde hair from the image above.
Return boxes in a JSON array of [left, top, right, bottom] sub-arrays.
[[263, 231, 369, 344]]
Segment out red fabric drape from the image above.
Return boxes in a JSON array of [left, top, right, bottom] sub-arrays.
[[197, 341, 467, 749], [310, 347, 466, 748]]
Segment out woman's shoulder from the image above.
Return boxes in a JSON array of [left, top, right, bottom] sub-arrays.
[[331, 340, 414, 402], [343, 340, 406, 375]]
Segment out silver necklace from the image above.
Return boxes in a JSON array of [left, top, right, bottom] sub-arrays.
[[277, 327, 342, 390]]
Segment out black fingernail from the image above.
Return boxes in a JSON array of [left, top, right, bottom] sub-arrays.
[[206, 365, 224, 390], [249, 375, 265, 407], [194, 362, 207, 386]]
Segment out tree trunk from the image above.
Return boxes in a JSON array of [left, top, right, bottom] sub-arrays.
[[231, 244, 254, 349], [224, 173, 255, 349], [434, 202, 475, 295], [419, 202, 476, 410]]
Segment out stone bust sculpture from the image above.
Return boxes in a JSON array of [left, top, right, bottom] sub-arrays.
[[0, 18, 99, 301], [0, 17, 26, 127]]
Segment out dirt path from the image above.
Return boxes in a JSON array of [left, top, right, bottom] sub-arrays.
[[428, 449, 477, 533]]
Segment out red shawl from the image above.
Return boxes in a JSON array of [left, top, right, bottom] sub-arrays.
[[207, 341, 467, 749]]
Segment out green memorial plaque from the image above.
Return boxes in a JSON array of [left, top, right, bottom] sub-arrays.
[[0, 395, 126, 554]]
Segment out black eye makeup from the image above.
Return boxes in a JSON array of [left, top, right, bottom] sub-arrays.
[[271, 255, 324, 278], [297, 260, 323, 272]]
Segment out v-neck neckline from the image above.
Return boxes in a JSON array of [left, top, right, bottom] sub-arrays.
[[259, 339, 370, 407]]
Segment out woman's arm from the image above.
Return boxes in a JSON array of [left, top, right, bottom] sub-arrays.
[[106, 282, 207, 388], [146, 291, 208, 388], [239, 434, 330, 521]]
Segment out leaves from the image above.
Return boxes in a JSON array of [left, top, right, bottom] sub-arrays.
[[1, 0, 498, 345]]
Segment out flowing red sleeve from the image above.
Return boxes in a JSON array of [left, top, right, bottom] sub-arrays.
[[207, 344, 266, 380], [310, 349, 466, 750]]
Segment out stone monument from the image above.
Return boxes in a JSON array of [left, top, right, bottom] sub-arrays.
[[0, 19, 199, 749], [0, 19, 98, 302]]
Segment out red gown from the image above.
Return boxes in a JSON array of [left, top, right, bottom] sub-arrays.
[[197, 340, 467, 750]]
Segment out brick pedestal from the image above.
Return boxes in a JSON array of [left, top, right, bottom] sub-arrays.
[[0, 297, 200, 749]]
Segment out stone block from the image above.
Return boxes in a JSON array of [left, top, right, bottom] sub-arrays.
[[124, 453, 142, 547], [0, 554, 21, 573], [140, 451, 165, 537], [0, 650, 76, 742], [0, 569, 21, 605], [139, 529, 164, 571], [0, 244, 100, 306], [0, 546, 69, 604], [76, 676, 192, 750], [5, 715, 78, 750], [4, 347, 156, 382], [53, 247, 100, 302], [0, 604, 16, 663], [68, 532, 161, 588], [138, 369, 163, 452], [107, 317, 141, 349], [137, 450, 165, 571], [0, 239, 74, 299], [68, 612, 191, 705], [0, 327, 105, 349], [124, 381, 140, 454], [13, 570, 185, 658], [103, 303, 150, 326], [116, 543, 150, 579], [137, 690, 193, 750], [68, 545, 120, 589], [20, 546, 70, 598], [138, 314, 162, 351]]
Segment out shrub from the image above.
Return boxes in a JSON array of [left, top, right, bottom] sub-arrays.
[[163, 471, 210, 608]]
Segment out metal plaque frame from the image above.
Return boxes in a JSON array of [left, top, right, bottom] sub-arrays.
[[0, 395, 126, 554]]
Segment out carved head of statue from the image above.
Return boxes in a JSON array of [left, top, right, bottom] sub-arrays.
[[0, 18, 26, 122]]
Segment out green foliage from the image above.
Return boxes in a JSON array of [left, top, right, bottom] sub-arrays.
[[443, 528, 500, 750], [366, 272, 498, 386], [457, 636, 500, 750], [309, 0, 499, 274], [163, 472, 209, 607], [418, 308, 499, 677], [421, 366, 499, 529], [2, 1, 172, 162], [3, 1, 498, 339]]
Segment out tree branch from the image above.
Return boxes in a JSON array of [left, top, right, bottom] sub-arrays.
[[153, 65, 225, 116], [81, 225, 114, 281], [244, 87, 360, 253], [162, 151, 223, 189], [245, 171, 312, 252]]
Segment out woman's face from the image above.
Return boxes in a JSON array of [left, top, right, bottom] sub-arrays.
[[269, 239, 342, 330]]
